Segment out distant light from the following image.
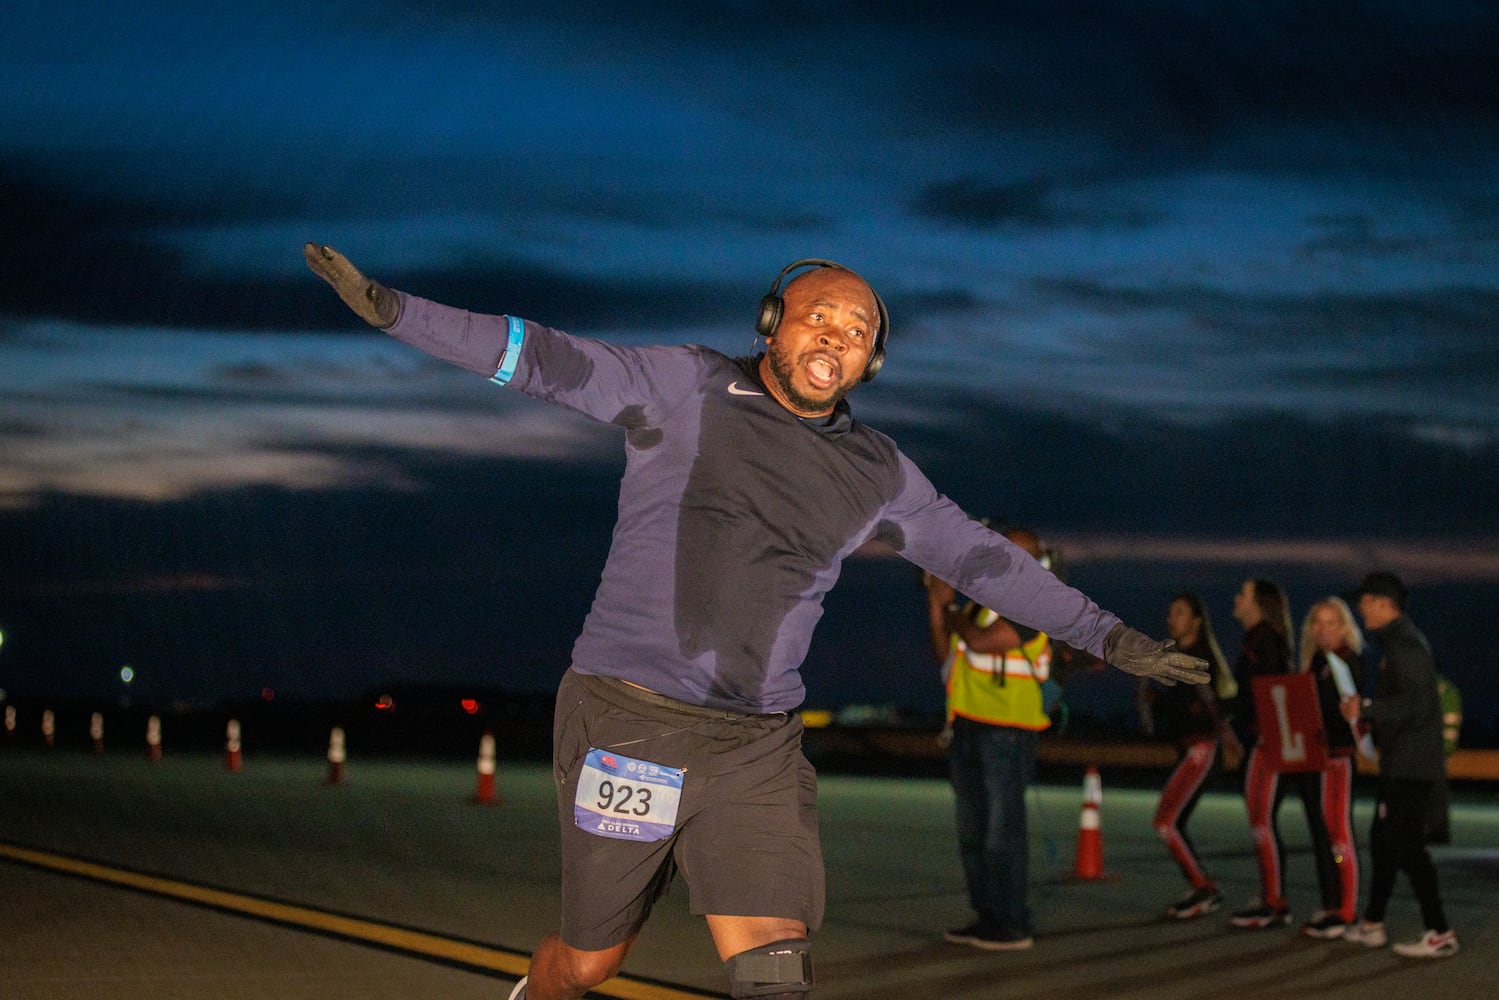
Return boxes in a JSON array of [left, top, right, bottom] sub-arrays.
[[460, 698, 480, 715], [120, 666, 135, 684], [799, 709, 833, 729], [374, 694, 395, 711], [0, 627, 6, 650], [261, 687, 276, 702]]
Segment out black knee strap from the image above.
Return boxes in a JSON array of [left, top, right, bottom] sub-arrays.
[[726, 937, 813, 998]]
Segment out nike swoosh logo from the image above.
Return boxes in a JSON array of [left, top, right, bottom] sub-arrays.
[[727, 381, 764, 396]]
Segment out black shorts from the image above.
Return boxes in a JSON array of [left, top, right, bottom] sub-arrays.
[[552, 668, 824, 951]]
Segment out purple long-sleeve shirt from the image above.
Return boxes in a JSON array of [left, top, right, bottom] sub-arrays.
[[387, 292, 1121, 713]]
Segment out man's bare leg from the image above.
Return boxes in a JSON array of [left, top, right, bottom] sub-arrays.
[[706, 915, 809, 959], [522, 932, 636, 1000]]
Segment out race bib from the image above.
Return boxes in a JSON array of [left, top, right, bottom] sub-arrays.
[[573, 748, 685, 842]]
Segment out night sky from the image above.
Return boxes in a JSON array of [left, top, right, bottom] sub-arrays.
[[3, 3, 1497, 739]]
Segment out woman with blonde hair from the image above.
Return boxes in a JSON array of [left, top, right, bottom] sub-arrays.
[[1294, 596, 1365, 938]]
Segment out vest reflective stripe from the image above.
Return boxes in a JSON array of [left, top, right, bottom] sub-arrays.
[[945, 605, 1052, 731]]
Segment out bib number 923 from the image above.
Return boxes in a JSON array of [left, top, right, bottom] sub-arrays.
[[573, 748, 684, 843], [595, 778, 652, 816]]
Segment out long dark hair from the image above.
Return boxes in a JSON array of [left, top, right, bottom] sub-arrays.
[[1249, 578, 1293, 643], [1171, 591, 1235, 701]]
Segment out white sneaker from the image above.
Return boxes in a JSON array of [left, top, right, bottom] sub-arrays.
[[1342, 921, 1387, 948], [507, 975, 528, 1000], [1300, 910, 1349, 939], [1393, 929, 1459, 958]]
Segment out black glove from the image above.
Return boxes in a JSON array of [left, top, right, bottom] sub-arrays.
[[1103, 623, 1209, 686], [303, 243, 400, 329]]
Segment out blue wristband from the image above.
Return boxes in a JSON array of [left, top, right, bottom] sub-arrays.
[[491, 316, 525, 385]]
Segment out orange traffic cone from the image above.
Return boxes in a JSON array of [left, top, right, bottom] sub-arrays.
[[326, 726, 346, 784], [1072, 766, 1105, 880], [146, 715, 163, 763], [225, 719, 243, 772], [90, 712, 104, 755], [473, 731, 499, 805], [41, 709, 56, 749]]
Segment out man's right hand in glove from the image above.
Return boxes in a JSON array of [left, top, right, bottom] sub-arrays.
[[304, 243, 400, 329], [1103, 623, 1210, 686]]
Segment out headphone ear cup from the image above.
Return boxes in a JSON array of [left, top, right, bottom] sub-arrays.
[[861, 347, 884, 382], [756, 293, 783, 338]]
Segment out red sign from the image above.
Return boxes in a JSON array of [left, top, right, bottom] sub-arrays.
[[1251, 674, 1326, 773]]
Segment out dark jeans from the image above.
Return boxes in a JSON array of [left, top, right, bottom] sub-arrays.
[[1365, 777, 1449, 932], [948, 717, 1037, 935]]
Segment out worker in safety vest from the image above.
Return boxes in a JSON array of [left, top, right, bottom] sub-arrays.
[[926, 526, 1051, 952]]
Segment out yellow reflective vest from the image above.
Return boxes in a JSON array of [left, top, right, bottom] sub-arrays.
[[944, 604, 1053, 731]]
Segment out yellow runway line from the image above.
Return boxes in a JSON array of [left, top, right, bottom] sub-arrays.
[[0, 841, 723, 1000]]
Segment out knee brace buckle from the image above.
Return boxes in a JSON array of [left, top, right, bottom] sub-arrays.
[[727, 937, 813, 998]]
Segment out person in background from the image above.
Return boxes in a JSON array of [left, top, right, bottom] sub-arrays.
[[1341, 572, 1459, 958], [926, 527, 1052, 952], [1294, 597, 1365, 938], [1227, 577, 1305, 929], [1140, 592, 1241, 920]]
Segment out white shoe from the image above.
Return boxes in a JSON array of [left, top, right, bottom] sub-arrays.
[[507, 975, 528, 1000], [1393, 929, 1459, 958], [1342, 921, 1387, 948]]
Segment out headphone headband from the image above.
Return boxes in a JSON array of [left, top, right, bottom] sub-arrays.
[[755, 258, 889, 382]]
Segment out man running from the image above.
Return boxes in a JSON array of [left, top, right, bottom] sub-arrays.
[[305, 244, 1209, 999]]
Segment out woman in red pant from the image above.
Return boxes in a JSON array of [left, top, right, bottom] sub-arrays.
[[1143, 592, 1242, 919], [1294, 596, 1366, 938], [1228, 577, 1301, 929]]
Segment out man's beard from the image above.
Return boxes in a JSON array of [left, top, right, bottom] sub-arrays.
[[766, 344, 851, 415]]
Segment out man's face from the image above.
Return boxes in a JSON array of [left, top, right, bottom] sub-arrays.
[[758, 268, 878, 417], [1357, 593, 1397, 630]]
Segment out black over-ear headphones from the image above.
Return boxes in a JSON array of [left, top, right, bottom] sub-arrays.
[[755, 258, 889, 382]]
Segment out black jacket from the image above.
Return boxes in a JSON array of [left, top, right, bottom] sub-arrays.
[[1364, 616, 1446, 781]]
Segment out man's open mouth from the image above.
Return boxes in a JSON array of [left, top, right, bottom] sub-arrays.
[[804, 354, 841, 390]]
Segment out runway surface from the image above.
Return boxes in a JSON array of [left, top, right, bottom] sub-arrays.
[[2, 747, 1494, 998]]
